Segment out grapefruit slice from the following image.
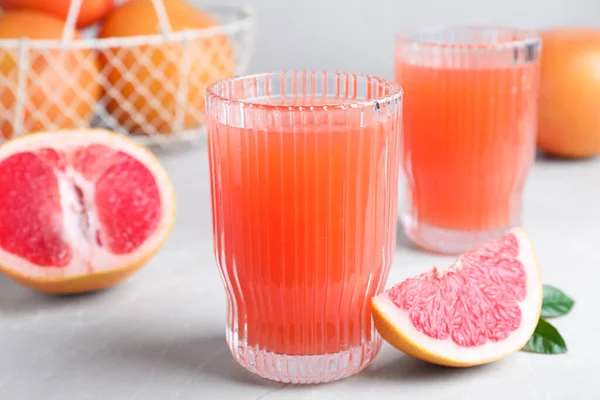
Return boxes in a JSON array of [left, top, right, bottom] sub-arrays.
[[0, 129, 175, 294], [372, 228, 542, 367]]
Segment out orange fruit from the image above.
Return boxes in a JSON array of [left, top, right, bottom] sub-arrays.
[[538, 28, 600, 158], [98, 0, 236, 135], [372, 228, 542, 367], [0, 129, 176, 294], [0, 10, 101, 139], [0, 0, 114, 28]]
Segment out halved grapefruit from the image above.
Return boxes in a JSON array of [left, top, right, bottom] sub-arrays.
[[0, 129, 175, 294], [372, 228, 542, 367]]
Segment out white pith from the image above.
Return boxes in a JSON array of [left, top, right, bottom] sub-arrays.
[[373, 228, 542, 363], [0, 129, 175, 280]]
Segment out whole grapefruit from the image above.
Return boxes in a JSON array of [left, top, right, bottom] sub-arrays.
[[98, 0, 235, 135], [538, 28, 600, 158], [372, 228, 542, 367], [0, 0, 114, 28], [0, 129, 176, 294], [0, 10, 101, 139]]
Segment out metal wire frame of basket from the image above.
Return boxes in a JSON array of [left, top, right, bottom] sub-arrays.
[[0, 0, 255, 148]]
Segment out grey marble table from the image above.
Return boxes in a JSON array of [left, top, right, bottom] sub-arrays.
[[1, 144, 599, 400]]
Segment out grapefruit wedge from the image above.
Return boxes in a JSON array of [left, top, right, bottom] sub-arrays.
[[0, 129, 175, 294], [372, 228, 542, 367]]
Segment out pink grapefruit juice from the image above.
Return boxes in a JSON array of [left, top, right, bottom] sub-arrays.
[[396, 44, 540, 240], [206, 71, 402, 383], [209, 117, 398, 355]]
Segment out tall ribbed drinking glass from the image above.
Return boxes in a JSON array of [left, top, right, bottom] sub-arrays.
[[396, 26, 541, 254], [206, 71, 403, 383]]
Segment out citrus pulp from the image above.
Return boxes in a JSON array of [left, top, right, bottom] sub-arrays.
[[0, 129, 175, 294], [372, 228, 542, 367]]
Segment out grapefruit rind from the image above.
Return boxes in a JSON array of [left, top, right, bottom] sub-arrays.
[[372, 228, 542, 367], [0, 129, 176, 294]]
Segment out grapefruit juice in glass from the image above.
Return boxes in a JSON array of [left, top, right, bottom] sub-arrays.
[[206, 71, 403, 383], [395, 27, 541, 254]]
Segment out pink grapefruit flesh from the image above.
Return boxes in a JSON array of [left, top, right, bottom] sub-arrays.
[[0, 129, 175, 294], [372, 228, 542, 367]]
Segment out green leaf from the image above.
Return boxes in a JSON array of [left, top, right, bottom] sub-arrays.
[[522, 318, 567, 354], [541, 285, 575, 318]]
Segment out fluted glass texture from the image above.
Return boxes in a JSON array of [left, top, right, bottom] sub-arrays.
[[206, 71, 403, 383], [395, 27, 541, 254]]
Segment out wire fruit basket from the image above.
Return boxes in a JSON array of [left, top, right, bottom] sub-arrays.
[[0, 0, 255, 148]]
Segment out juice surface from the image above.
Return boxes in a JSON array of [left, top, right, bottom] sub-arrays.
[[396, 61, 539, 231], [208, 115, 399, 355]]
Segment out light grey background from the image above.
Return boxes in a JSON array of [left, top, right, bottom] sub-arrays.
[[215, 0, 600, 77]]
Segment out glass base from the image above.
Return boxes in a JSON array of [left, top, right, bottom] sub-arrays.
[[227, 331, 382, 384], [401, 214, 519, 254]]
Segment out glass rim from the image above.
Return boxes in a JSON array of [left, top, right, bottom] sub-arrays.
[[396, 25, 540, 51], [205, 70, 403, 111]]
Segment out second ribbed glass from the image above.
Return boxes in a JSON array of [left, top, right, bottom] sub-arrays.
[[395, 26, 541, 254], [206, 71, 403, 383]]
